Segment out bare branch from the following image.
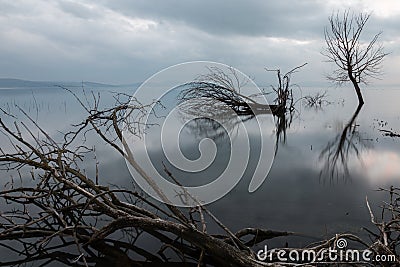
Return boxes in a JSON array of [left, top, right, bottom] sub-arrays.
[[323, 10, 388, 104]]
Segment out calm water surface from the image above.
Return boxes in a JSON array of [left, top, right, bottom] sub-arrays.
[[0, 85, 399, 258]]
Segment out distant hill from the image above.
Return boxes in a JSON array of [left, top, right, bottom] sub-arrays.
[[0, 78, 53, 88], [0, 78, 141, 89]]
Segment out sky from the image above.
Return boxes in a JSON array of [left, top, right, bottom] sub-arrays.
[[1, 0, 400, 87]]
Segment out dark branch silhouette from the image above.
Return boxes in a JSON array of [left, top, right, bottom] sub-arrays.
[[0, 85, 399, 265], [265, 63, 307, 112], [178, 65, 305, 152], [0, 91, 294, 266], [319, 104, 371, 181], [323, 11, 388, 104], [179, 64, 307, 120]]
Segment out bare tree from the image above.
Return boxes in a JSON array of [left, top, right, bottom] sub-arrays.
[[1, 89, 400, 266], [0, 91, 293, 266], [323, 11, 388, 104]]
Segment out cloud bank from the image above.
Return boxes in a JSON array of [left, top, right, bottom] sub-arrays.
[[0, 0, 399, 86]]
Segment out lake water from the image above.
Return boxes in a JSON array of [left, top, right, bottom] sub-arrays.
[[1, 84, 399, 261]]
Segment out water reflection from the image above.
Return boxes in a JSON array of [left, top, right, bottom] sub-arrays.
[[319, 104, 372, 181], [274, 112, 295, 154], [177, 81, 291, 152], [1, 86, 400, 265], [177, 81, 275, 137]]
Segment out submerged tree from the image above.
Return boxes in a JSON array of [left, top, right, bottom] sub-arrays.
[[323, 11, 388, 104], [178, 65, 305, 154], [0, 93, 288, 266], [1, 88, 400, 266]]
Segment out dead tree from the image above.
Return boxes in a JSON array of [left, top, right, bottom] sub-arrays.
[[0, 91, 294, 266], [178, 65, 306, 149], [323, 11, 388, 105], [265, 63, 307, 113], [179, 66, 278, 118], [366, 186, 400, 258], [177, 67, 276, 142], [0, 87, 399, 265]]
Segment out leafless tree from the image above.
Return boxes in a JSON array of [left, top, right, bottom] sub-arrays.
[[303, 91, 331, 110], [265, 63, 307, 112], [177, 67, 274, 143], [323, 11, 388, 104], [0, 91, 294, 266], [178, 65, 307, 150], [0, 86, 399, 265], [178, 66, 277, 118]]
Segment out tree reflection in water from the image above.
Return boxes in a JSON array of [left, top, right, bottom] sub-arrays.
[[176, 66, 294, 151], [319, 104, 372, 181]]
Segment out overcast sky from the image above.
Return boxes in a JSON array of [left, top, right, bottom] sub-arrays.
[[1, 0, 399, 87]]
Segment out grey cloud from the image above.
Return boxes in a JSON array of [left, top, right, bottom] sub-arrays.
[[374, 16, 400, 39], [98, 0, 328, 38], [0, 1, 32, 16], [0, 0, 398, 85], [56, 1, 101, 20]]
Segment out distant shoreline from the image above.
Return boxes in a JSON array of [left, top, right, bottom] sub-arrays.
[[0, 78, 141, 89]]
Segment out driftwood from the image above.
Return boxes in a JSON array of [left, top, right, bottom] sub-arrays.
[[0, 84, 399, 265], [0, 91, 291, 266], [379, 129, 400, 138]]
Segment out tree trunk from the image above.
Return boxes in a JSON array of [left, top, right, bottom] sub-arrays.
[[348, 72, 364, 105]]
